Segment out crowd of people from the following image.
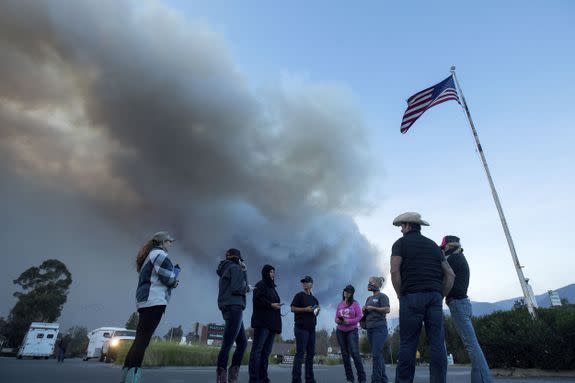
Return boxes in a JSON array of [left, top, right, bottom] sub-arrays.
[[119, 211, 492, 383]]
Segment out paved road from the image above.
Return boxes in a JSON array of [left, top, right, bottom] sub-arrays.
[[1, 358, 573, 383]]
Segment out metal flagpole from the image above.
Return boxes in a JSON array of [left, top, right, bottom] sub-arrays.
[[450, 66, 537, 318]]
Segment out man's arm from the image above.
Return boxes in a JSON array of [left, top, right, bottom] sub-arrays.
[[390, 255, 403, 298], [291, 306, 312, 313], [441, 259, 456, 297]]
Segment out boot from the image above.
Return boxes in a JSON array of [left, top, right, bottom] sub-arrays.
[[216, 367, 227, 383], [228, 365, 239, 383], [120, 367, 129, 383], [125, 367, 142, 383]]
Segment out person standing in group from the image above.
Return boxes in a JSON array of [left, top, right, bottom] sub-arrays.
[[390, 212, 455, 383], [335, 284, 366, 383], [363, 277, 391, 383], [291, 275, 320, 383], [216, 248, 251, 383], [122, 231, 180, 383], [56, 331, 71, 363], [249, 264, 282, 383], [441, 235, 493, 383]]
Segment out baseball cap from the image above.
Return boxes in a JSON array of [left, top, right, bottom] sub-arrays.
[[300, 275, 314, 283], [343, 284, 355, 293], [439, 235, 460, 249], [152, 231, 175, 242]]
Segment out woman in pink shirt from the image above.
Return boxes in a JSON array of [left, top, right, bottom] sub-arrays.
[[335, 284, 366, 383]]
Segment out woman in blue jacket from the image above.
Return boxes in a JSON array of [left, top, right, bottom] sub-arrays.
[[121, 231, 179, 383]]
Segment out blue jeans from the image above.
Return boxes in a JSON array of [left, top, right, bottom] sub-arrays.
[[337, 328, 366, 382], [367, 326, 388, 383], [395, 292, 446, 383], [217, 305, 248, 370], [249, 327, 276, 383], [292, 326, 316, 383], [448, 298, 492, 383]]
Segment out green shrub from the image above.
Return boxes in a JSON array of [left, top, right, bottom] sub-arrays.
[[325, 357, 343, 365], [472, 304, 575, 370], [114, 341, 249, 367]]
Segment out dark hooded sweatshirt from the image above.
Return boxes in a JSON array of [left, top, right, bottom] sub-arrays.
[[217, 259, 249, 310], [251, 265, 282, 334]]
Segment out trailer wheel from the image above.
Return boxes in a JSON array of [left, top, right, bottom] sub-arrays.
[[17, 355, 22, 359]]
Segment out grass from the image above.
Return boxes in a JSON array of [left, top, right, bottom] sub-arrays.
[[114, 341, 249, 367], [114, 340, 344, 367]]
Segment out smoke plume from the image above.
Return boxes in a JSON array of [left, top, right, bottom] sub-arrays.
[[0, 0, 383, 332]]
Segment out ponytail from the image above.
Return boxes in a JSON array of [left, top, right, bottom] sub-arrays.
[[136, 239, 160, 272]]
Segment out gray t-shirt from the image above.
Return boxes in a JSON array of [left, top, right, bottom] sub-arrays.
[[364, 293, 390, 329]]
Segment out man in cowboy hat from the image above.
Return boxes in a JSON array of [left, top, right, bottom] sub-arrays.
[[441, 235, 492, 383], [390, 212, 455, 383]]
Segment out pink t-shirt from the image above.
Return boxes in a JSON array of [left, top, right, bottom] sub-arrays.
[[334, 300, 362, 332]]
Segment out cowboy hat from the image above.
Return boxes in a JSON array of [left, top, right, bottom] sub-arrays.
[[392, 212, 430, 226]]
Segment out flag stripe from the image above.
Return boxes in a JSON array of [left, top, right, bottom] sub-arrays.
[[408, 89, 434, 105], [429, 96, 459, 108], [400, 75, 460, 134], [402, 101, 432, 119], [407, 85, 434, 103]]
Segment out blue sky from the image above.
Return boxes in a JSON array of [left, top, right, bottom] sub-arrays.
[[166, 0, 575, 306]]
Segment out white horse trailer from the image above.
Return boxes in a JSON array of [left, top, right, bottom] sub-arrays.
[[17, 322, 60, 359]]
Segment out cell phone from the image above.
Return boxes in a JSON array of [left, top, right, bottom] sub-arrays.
[[279, 303, 285, 306]]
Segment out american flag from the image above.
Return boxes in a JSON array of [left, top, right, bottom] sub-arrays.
[[400, 75, 460, 134]]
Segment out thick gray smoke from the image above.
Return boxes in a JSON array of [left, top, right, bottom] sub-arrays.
[[0, 0, 383, 333]]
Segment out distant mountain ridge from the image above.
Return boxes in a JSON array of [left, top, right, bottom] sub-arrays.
[[470, 283, 575, 317]]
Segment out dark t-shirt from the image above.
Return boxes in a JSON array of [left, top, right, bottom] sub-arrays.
[[364, 293, 390, 329], [446, 252, 470, 299], [392, 230, 444, 296], [291, 291, 319, 330]]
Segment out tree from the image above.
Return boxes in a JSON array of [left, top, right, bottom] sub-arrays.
[[315, 329, 329, 356], [164, 325, 183, 342], [512, 299, 527, 311], [125, 312, 139, 330], [384, 328, 400, 363], [359, 333, 370, 354], [328, 328, 339, 350], [65, 326, 89, 357], [0, 317, 7, 349], [4, 259, 72, 347]]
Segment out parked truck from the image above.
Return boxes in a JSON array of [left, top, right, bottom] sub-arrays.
[[83, 327, 136, 362]]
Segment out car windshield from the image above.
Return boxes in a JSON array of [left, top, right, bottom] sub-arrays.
[[113, 330, 136, 337]]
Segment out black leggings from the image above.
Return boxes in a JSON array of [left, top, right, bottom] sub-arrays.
[[123, 305, 165, 368]]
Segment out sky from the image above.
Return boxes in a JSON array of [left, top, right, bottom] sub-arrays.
[[1, 0, 574, 338]]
